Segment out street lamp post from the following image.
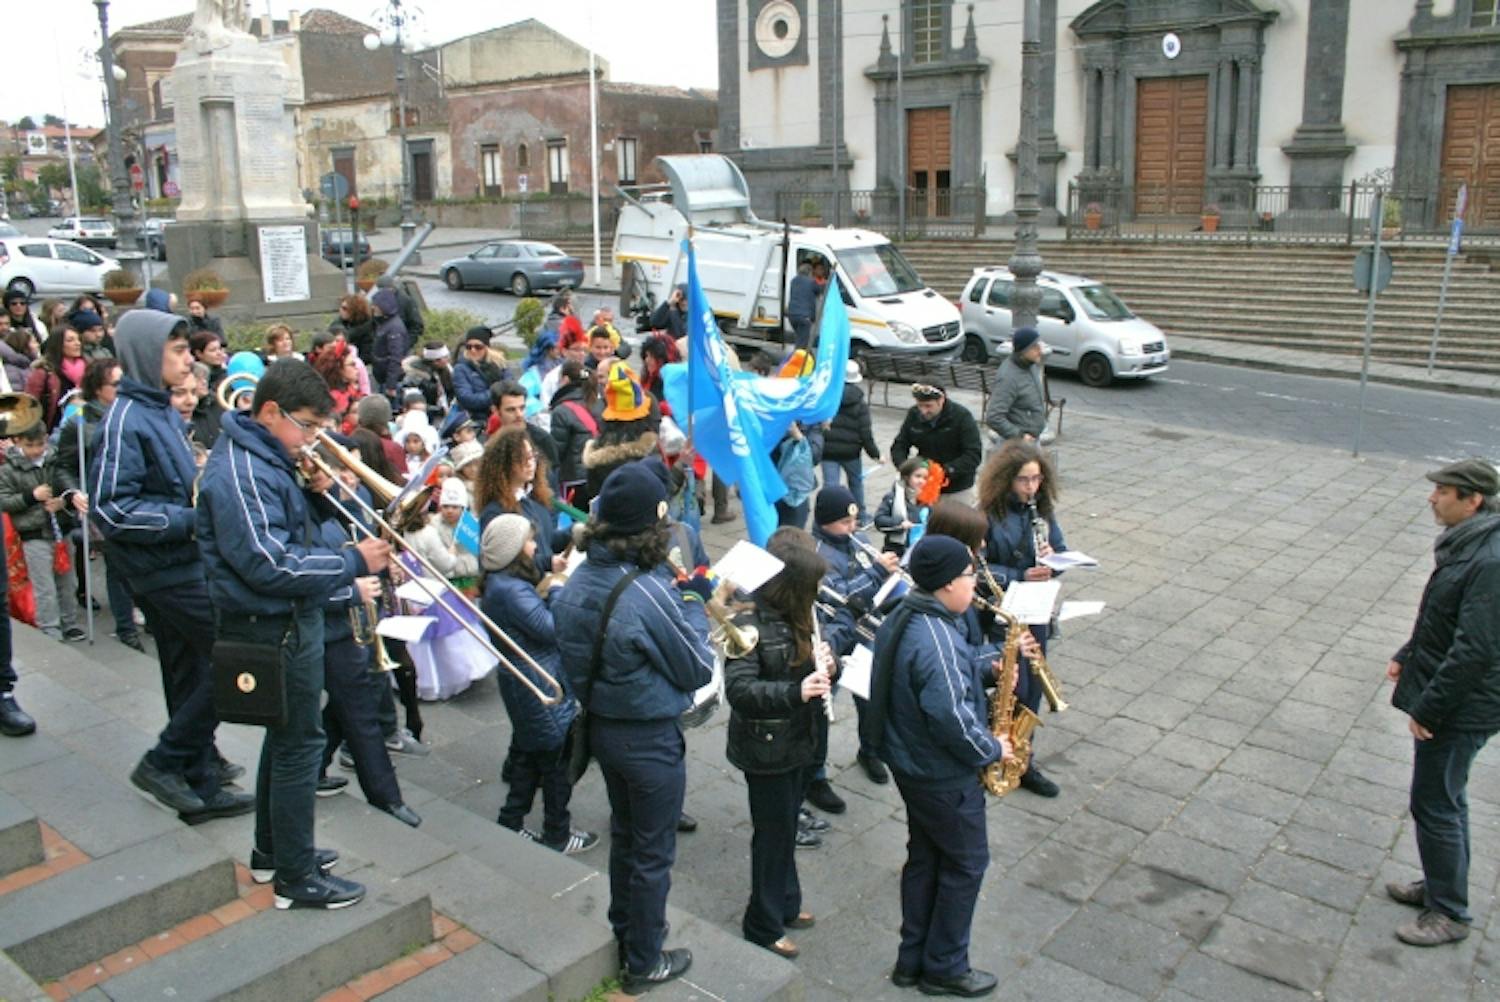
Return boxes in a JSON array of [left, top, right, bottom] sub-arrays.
[[364, 1, 417, 262], [1008, 0, 1043, 331], [94, 0, 139, 275]]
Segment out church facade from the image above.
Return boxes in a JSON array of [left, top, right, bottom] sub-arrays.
[[720, 0, 1500, 230]]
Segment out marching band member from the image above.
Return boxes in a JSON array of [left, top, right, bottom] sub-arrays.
[[725, 527, 833, 959], [553, 462, 714, 993], [811, 485, 900, 794], [197, 360, 390, 910], [977, 440, 1067, 798], [867, 535, 1007, 998]]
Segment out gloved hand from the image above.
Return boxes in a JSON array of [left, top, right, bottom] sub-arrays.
[[676, 567, 715, 603]]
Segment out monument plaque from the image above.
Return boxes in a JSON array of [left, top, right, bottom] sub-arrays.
[[258, 226, 310, 303]]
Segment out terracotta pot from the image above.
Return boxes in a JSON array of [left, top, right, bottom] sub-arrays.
[[101, 288, 143, 306], [1084, 212, 1103, 231], [1201, 215, 1220, 233], [186, 289, 229, 308], [356, 278, 376, 292]]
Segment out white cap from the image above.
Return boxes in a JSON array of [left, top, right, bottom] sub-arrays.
[[439, 477, 468, 508], [845, 360, 862, 384]]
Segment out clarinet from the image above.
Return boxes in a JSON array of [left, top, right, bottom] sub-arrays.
[[811, 605, 835, 722], [1026, 499, 1049, 567]]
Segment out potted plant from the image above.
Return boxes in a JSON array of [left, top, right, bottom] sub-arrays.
[[799, 197, 822, 226], [182, 267, 229, 308], [356, 258, 387, 292], [1083, 201, 1104, 231], [1381, 197, 1402, 240], [100, 269, 143, 307], [513, 297, 545, 346], [1200, 204, 1221, 234]]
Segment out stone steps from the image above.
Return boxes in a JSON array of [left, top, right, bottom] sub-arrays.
[[0, 792, 42, 878]]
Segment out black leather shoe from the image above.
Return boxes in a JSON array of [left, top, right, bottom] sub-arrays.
[[216, 755, 246, 786], [677, 812, 698, 833], [892, 967, 922, 988], [918, 968, 998, 997], [377, 802, 422, 827], [858, 752, 890, 785], [1019, 765, 1059, 798], [316, 774, 349, 797], [273, 871, 365, 910], [117, 631, 146, 653], [805, 779, 846, 814], [131, 757, 204, 814], [621, 947, 692, 994], [249, 846, 338, 884], [179, 789, 255, 825], [0, 693, 35, 737]]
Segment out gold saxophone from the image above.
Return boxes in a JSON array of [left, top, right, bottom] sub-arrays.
[[977, 556, 1068, 713], [974, 592, 1040, 796]]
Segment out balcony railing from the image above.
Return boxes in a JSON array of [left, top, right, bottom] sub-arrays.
[[1066, 180, 1500, 245], [775, 186, 986, 239]]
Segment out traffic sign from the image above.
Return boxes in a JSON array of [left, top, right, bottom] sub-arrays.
[[1455, 183, 1469, 220], [518, 174, 529, 194], [129, 163, 144, 192], [319, 171, 350, 202], [1448, 218, 1464, 257], [1353, 247, 1393, 294], [163, 180, 179, 197]]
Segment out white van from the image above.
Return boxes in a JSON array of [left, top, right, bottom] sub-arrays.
[[614, 155, 963, 356]]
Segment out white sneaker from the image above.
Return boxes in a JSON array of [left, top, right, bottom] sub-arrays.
[[385, 729, 430, 756]]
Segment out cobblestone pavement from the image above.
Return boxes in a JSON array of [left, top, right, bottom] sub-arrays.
[[390, 388, 1499, 1001]]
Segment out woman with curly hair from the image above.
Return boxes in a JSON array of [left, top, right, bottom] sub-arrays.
[[474, 427, 564, 576], [975, 439, 1067, 798], [311, 340, 362, 419], [329, 294, 375, 364]]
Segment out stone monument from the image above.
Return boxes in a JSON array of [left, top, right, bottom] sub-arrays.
[[162, 0, 343, 323]]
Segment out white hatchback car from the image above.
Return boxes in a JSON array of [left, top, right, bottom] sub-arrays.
[[0, 237, 120, 298], [958, 267, 1170, 386], [48, 216, 117, 249]]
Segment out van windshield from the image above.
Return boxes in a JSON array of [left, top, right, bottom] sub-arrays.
[[1074, 284, 1134, 320], [836, 244, 924, 297]]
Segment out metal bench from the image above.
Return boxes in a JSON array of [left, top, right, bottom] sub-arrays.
[[859, 349, 1066, 438]]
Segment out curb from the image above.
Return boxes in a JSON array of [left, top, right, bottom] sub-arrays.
[[1170, 347, 1500, 400]]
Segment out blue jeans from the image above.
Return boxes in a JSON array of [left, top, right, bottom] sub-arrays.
[[1411, 728, 1494, 922], [591, 715, 686, 975], [893, 778, 989, 979], [226, 605, 326, 885], [821, 458, 868, 522]]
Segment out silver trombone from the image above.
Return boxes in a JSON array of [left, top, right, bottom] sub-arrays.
[[302, 435, 565, 706]]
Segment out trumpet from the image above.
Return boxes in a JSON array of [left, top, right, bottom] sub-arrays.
[[847, 531, 915, 590], [666, 556, 758, 659], [302, 430, 565, 706]]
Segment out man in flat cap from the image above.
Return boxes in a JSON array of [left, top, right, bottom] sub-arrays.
[[1386, 458, 1500, 946]]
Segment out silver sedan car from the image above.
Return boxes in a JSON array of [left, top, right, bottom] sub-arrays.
[[440, 240, 585, 296]]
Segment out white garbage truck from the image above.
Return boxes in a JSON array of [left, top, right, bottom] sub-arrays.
[[613, 154, 964, 356]]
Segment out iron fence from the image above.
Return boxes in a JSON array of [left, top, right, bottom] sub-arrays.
[[1066, 180, 1500, 246], [775, 186, 986, 238]]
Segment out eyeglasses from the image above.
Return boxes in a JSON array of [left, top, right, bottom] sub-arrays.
[[280, 407, 317, 438]]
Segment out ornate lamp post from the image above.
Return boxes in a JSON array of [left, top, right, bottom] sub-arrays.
[[364, 0, 417, 260], [94, 0, 139, 274], [1007, 0, 1043, 331]]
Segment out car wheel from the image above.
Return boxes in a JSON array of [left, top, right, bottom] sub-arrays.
[[510, 272, 531, 297], [961, 334, 989, 364], [5, 277, 33, 300], [1078, 352, 1114, 387], [444, 269, 464, 291]]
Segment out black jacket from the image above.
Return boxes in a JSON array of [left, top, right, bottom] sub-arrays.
[[725, 603, 821, 775], [822, 383, 880, 463], [1393, 512, 1500, 733], [549, 383, 597, 487], [0, 448, 73, 541], [890, 399, 983, 494]]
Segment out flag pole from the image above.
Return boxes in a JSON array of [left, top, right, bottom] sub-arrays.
[[684, 230, 697, 517]]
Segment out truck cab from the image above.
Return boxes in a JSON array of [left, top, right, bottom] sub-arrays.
[[614, 155, 962, 357]]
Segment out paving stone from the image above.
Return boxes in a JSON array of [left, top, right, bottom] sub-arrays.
[[376, 942, 547, 1002], [1199, 915, 1337, 993], [1004, 954, 1146, 1002], [1325, 745, 1411, 789], [1165, 948, 1317, 1002], [1167, 799, 1281, 858], [1131, 831, 1252, 896], [1252, 849, 1371, 914], [1008, 839, 1121, 905], [1090, 862, 1230, 943], [1051, 808, 1148, 859], [1175, 713, 1255, 748], [1192, 772, 1303, 826], [1291, 794, 1402, 850], [1132, 757, 1210, 800], [314, 795, 457, 878], [1085, 715, 1163, 756], [1218, 745, 1324, 796], [1040, 902, 1192, 997], [1087, 783, 1184, 834], [0, 790, 42, 876], [1274, 822, 1389, 879], [1227, 879, 1354, 951], [0, 752, 180, 857], [1151, 733, 1233, 772]]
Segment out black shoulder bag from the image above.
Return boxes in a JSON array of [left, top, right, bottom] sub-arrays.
[[567, 569, 642, 784]]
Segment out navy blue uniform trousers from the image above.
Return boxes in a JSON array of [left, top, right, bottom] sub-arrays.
[[591, 715, 686, 975], [137, 581, 220, 800], [321, 637, 402, 810], [893, 776, 990, 979]]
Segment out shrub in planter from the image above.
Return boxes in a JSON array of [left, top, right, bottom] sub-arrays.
[[182, 267, 228, 307], [356, 258, 388, 291], [1083, 202, 1104, 230], [513, 297, 546, 346], [101, 269, 143, 306], [1200, 204, 1222, 233]]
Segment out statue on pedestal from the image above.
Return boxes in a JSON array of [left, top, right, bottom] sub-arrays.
[[189, 0, 252, 52]]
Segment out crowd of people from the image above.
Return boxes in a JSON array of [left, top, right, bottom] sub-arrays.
[[0, 274, 1492, 996]]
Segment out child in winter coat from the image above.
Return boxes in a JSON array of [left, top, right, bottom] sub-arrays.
[[0, 424, 85, 641], [479, 514, 598, 855], [873, 457, 931, 556]]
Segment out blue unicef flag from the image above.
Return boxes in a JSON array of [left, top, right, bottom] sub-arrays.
[[453, 508, 481, 556], [663, 240, 850, 546]]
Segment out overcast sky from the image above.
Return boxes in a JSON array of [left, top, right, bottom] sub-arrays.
[[5, 0, 720, 128]]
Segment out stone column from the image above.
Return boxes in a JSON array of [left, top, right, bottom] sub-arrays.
[[1283, 0, 1354, 198], [1083, 68, 1100, 170], [1234, 58, 1254, 170], [716, 0, 740, 153], [1215, 59, 1234, 170], [1100, 67, 1117, 171]]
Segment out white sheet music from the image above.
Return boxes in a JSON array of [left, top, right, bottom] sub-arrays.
[[1001, 580, 1061, 625], [840, 644, 874, 700], [1041, 550, 1099, 571], [375, 614, 437, 643], [711, 540, 785, 594], [1058, 600, 1106, 622]]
